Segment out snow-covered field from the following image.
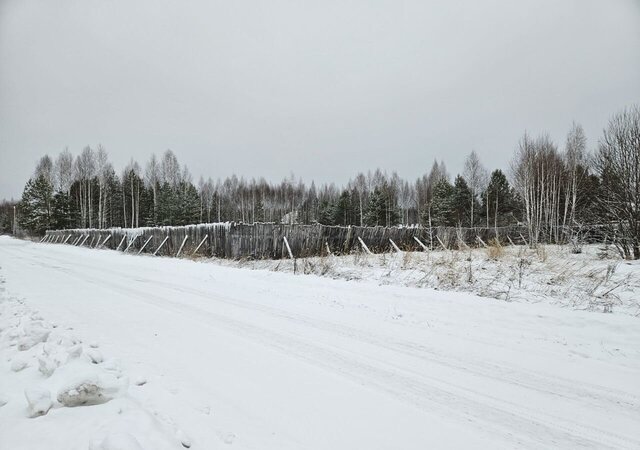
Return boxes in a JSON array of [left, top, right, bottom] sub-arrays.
[[1, 236, 639, 449], [220, 243, 640, 316]]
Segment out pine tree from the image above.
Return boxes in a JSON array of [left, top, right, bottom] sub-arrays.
[[453, 175, 473, 226], [483, 170, 516, 228], [19, 175, 53, 235], [176, 182, 201, 225], [428, 178, 456, 226], [51, 190, 78, 229], [317, 200, 335, 225], [333, 190, 353, 226], [363, 187, 399, 226]]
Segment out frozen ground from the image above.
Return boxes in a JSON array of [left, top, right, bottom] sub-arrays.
[[0, 235, 639, 449]]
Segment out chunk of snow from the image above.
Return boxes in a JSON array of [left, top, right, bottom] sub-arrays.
[[67, 343, 83, 361], [38, 354, 60, 377], [24, 387, 52, 417], [10, 357, 28, 372], [17, 325, 50, 351], [85, 348, 104, 364], [56, 366, 127, 407]]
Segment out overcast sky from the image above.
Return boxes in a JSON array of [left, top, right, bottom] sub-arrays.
[[1, 0, 639, 199]]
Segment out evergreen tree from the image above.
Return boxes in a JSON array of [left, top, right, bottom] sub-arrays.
[[364, 186, 399, 226], [483, 170, 516, 227], [51, 190, 78, 229], [453, 175, 473, 226], [427, 178, 456, 226], [317, 199, 335, 225], [19, 175, 53, 235], [333, 190, 354, 226], [176, 182, 201, 225], [157, 182, 177, 225]]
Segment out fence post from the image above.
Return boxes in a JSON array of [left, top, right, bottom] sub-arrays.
[[283, 236, 294, 259], [138, 236, 153, 254], [358, 236, 373, 255], [124, 235, 139, 253], [176, 235, 189, 257], [99, 234, 112, 248], [154, 236, 169, 256], [192, 235, 208, 256], [413, 236, 428, 251]]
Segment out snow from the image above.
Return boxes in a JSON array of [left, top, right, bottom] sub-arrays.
[[222, 243, 640, 315], [0, 235, 639, 449]]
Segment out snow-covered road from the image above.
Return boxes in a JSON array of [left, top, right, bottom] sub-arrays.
[[1, 236, 639, 449]]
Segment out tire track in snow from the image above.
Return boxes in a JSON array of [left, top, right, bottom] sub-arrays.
[[24, 246, 640, 417], [4, 243, 640, 449]]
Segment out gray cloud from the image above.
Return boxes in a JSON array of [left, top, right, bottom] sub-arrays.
[[1, 0, 639, 198]]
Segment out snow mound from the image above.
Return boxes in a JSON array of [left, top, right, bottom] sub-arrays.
[[1, 288, 192, 450], [17, 321, 51, 351], [10, 356, 28, 372], [55, 364, 127, 407], [24, 386, 52, 417]]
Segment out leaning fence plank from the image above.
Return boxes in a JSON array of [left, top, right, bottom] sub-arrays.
[[192, 235, 208, 256], [325, 242, 332, 256], [413, 236, 428, 251], [519, 233, 529, 246], [124, 235, 139, 253], [39, 236, 46, 243], [436, 235, 448, 250], [476, 236, 488, 248], [176, 235, 189, 257], [79, 235, 90, 246], [138, 236, 153, 254], [358, 236, 373, 255], [389, 238, 401, 253], [153, 236, 169, 256], [116, 235, 127, 251], [283, 236, 294, 259], [507, 236, 516, 247], [100, 234, 111, 248]]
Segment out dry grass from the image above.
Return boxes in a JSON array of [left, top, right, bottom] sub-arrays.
[[486, 239, 504, 260]]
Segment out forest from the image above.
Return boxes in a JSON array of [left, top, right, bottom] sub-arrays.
[[4, 105, 639, 258]]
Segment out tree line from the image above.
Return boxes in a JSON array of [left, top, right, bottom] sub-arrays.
[[8, 105, 640, 258]]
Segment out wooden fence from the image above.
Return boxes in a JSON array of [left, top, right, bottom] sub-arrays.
[[42, 222, 606, 260]]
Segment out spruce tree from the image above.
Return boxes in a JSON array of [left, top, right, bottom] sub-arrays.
[[176, 182, 201, 225], [51, 190, 78, 229], [483, 170, 516, 227], [428, 178, 456, 226], [19, 175, 53, 235], [453, 175, 473, 226]]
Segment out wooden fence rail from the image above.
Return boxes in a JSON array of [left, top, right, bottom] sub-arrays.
[[43, 222, 608, 260]]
